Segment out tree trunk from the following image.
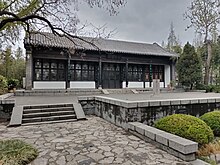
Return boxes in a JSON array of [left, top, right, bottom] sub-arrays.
[[204, 41, 212, 85]]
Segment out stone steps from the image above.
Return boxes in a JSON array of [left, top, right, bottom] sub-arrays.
[[23, 110, 75, 118], [22, 118, 78, 126], [9, 102, 86, 126], [22, 114, 77, 124], [23, 107, 74, 114], [23, 103, 73, 110], [21, 103, 78, 125]]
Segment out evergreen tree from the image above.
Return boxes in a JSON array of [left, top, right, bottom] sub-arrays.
[[184, 0, 220, 85], [12, 48, 25, 87], [176, 42, 202, 89], [0, 47, 25, 88], [2, 47, 13, 79]]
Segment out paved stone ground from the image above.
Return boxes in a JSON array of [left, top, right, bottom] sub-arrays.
[[0, 116, 189, 165]]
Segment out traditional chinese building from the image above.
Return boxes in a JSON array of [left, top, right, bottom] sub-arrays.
[[24, 32, 177, 89]]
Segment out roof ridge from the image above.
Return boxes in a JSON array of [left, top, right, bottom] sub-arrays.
[[26, 31, 156, 46], [25, 32, 178, 57]]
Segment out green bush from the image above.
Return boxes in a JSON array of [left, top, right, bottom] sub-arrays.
[[8, 78, 19, 89], [202, 84, 220, 93], [0, 75, 8, 94], [0, 75, 7, 89], [205, 85, 215, 93], [195, 83, 206, 90], [154, 114, 214, 145], [200, 111, 220, 136], [0, 139, 38, 165]]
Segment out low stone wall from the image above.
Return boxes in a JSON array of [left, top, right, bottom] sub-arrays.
[[127, 122, 198, 161], [15, 89, 102, 96], [78, 96, 220, 128], [0, 93, 15, 121]]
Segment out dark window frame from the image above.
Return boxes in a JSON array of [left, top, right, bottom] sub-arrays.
[[70, 61, 95, 81], [152, 65, 164, 82], [33, 59, 65, 81], [127, 65, 143, 82]]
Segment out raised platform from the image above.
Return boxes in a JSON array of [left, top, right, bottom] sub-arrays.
[[78, 92, 220, 126]]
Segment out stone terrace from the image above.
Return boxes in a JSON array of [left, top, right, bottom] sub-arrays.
[[0, 116, 189, 165], [10, 92, 220, 106], [107, 92, 220, 101]]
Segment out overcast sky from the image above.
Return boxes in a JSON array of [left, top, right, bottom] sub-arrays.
[[77, 0, 195, 46]]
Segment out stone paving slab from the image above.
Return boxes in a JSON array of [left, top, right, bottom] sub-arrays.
[[0, 116, 190, 165]]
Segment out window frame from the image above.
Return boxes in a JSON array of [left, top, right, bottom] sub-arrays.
[[33, 59, 65, 81], [69, 61, 95, 81]]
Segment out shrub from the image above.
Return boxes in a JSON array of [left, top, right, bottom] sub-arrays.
[[195, 83, 206, 90], [8, 78, 19, 89], [200, 111, 220, 136], [0, 75, 8, 95], [204, 84, 215, 93], [0, 75, 7, 89], [0, 139, 38, 165], [154, 114, 214, 145]]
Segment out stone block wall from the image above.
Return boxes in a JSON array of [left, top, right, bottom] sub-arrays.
[[127, 122, 198, 161]]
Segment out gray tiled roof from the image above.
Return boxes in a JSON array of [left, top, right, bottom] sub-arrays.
[[24, 32, 178, 57]]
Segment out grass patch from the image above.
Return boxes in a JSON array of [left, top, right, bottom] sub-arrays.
[[197, 140, 220, 156], [0, 139, 38, 165], [199, 156, 217, 165]]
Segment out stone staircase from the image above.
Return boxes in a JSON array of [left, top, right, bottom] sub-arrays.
[[9, 103, 86, 126]]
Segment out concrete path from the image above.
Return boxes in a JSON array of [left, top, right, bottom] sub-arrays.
[[0, 116, 189, 165]]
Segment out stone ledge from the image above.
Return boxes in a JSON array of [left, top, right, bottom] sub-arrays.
[[78, 95, 220, 109], [128, 122, 198, 161], [8, 106, 23, 127], [0, 93, 14, 100]]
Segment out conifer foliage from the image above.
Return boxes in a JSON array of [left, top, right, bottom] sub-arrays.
[[176, 42, 202, 89]]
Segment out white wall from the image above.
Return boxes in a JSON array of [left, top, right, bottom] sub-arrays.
[[70, 81, 95, 89], [123, 81, 165, 88], [145, 82, 164, 88], [122, 82, 126, 88], [145, 82, 150, 88], [33, 81, 66, 89], [122, 81, 143, 88], [165, 65, 171, 87], [160, 82, 165, 88]]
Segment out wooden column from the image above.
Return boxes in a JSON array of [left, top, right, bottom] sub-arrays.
[[150, 64, 152, 87], [98, 57, 102, 88], [66, 56, 71, 89], [143, 65, 146, 88], [125, 59, 128, 88]]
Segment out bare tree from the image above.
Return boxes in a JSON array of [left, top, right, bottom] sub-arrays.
[[167, 22, 178, 52], [184, 0, 220, 85], [0, 0, 126, 45]]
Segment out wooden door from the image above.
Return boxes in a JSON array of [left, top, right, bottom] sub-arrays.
[[102, 63, 121, 88]]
